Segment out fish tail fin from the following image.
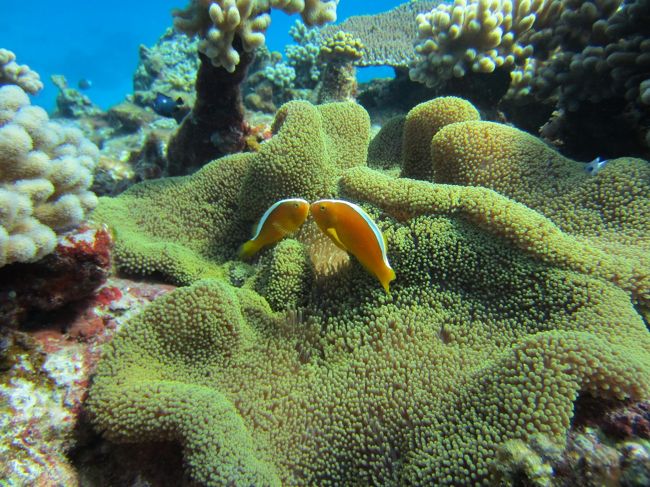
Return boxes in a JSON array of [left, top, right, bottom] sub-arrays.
[[239, 240, 260, 260]]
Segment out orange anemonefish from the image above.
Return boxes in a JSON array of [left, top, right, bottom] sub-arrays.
[[239, 198, 310, 259], [311, 199, 396, 293]]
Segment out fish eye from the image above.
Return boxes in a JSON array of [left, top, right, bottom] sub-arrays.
[[320, 205, 325, 211], [293, 202, 299, 208]]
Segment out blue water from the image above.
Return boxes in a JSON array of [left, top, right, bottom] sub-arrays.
[[2, 1, 401, 112]]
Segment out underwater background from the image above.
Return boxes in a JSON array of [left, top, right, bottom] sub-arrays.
[[1, 0, 650, 485], [3, 0, 396, 111]]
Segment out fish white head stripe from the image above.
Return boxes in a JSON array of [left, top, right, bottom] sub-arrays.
[[252, 198, 307, 240], [316, 199, 392, 269]]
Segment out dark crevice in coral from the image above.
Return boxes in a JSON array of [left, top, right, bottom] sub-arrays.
[[166, 37, 254, 176], [69, 410, 196, 486], [547, 100, 647, 162], [573, 393, 650, 441]]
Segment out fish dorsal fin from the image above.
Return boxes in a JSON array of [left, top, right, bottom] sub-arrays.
[[326, 227, 348, 252], [251, 199, 287, 240]]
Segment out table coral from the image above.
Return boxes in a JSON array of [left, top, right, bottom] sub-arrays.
[[320, 0, 444, 69], [88, 97, 650, 485]]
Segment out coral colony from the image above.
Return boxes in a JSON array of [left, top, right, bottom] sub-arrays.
[[1, 1, 650, 486]]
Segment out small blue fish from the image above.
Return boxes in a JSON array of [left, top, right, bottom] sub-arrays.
[[152, 92, 186, 122], [77, 78, 92, 90], [585, 156, 609, 175]]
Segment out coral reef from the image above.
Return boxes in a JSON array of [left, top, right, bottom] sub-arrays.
[[93, 100, 369, 284], [168, 0, 337, 174], [172, 0, 338, 73], [316, 31, 365, 103], [410, 0, 564, 85], [165, 47, 254, 176], [285, 20, 324, 89], [0, 277, 174, 485], [0, 224, 112, 330], [406, 0, 650, 158], [133, 28, 199, 108], [244, 20, 325, 113], [87, 97, 650, 485], [0, 48, 43, 95], [491, 427, 650, 486], [50, 75, 103, 119], [520, 0, 650, 158], [0, 82, 99, 267]]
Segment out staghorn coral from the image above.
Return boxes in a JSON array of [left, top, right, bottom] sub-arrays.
[[0, 49, 43, 95], [88, 97, 650, 485], [173, 0, 338, 73], [0, 84, 99, 267], [92, 101, 369, 284]]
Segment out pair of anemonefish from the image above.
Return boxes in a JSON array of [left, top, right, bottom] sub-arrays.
[[239, 198, 396, 293]]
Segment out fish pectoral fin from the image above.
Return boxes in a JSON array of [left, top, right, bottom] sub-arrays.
[[325, 227, 348, 252], [272, 221, 293, 236]]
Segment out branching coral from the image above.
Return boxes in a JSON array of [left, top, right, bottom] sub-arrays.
[[133, 28, 200, 107], [0, 82, 99, 267], [522, 0, 650, 116], [173, 0, 338, 72], [410, 0, 564, 85], [285, 20, 324, 88]]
